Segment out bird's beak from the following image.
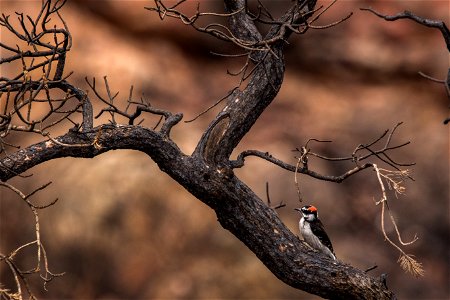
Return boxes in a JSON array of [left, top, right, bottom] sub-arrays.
[[294, 208, 301, 212]]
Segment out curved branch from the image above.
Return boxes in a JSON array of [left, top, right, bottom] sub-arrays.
[[361, 7, 450, 51], [230, 123, 413, 183], [230, 149, 373, 183], [361, 7, 450, 125], [0, 124, 183, 182]]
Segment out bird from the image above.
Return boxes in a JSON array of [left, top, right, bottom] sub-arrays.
[[294, 205, 336, 260]]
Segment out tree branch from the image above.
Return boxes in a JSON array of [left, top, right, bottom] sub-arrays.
[[230, 123, 412, 183], [230, 149, 373, 183], [361, 7, 450, 124], [0, 124, 183, 182], [361, 7, 450, 51]]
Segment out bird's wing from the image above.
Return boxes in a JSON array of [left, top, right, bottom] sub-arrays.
[[310, 219, 334, 254]]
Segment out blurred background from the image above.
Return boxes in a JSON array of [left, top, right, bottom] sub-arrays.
[[0, 0, 448, 299]]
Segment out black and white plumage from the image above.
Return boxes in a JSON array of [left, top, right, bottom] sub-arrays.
[[295, 205, 336, 260]]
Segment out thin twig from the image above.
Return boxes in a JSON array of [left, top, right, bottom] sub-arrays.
[[185, 88, 238, 123], [372, 164, 423, 277]]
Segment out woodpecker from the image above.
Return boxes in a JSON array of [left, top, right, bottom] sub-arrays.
[[294, 205, 336, 260]]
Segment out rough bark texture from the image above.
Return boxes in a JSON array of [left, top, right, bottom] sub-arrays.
[[0, 0, 397, 299]]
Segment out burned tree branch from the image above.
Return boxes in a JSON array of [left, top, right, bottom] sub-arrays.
[[231, 123, 412, 183], [0, 113, 188, 182], [230, 149, 373, 183], [86, 77, 182, 133]]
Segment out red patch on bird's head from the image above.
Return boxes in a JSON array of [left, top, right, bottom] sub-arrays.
[[308, 205, 318, 212]]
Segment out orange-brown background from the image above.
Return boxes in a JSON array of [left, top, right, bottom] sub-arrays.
[[0, 1, 448, 299]]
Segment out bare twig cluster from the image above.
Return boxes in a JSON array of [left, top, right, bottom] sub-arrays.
[[147, 0, 351, 87], [297, 122, 414, 172], [0, 0, 70, 80], [85, 76, 182, 136], [146, 1, 353, 126], [231, 123, 413, 182], [0, 0, 83, 153], [146, 0, 314, 51], [0, 181, 63, 300]]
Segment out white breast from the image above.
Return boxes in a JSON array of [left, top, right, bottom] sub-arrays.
[[299, 217, 336, 260]]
